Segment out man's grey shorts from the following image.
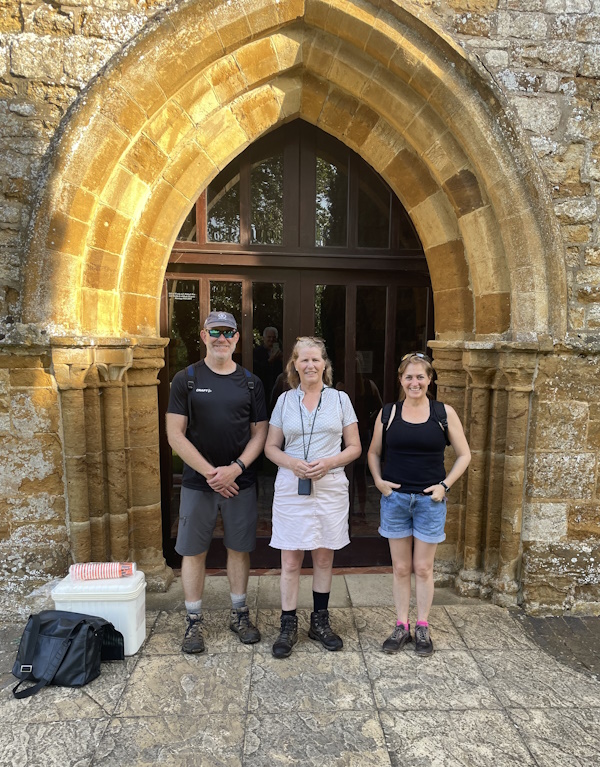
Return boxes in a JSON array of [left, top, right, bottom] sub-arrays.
[[175, 485, 258, 556]]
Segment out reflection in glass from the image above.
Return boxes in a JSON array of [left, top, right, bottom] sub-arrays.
[[353, 286, 386, 532], [207, 167, 240, 243], [251, 155, 284, 244], [358, 169, 390, 248], [252, 283, 284, 411], [176, 205, 197, 242], [167, 279, 201, 380], [315, 284, 345, 388], [315, 155, 348, 247], [395, 287, 429, 376]]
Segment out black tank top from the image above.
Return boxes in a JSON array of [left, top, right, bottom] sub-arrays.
[[382, 400, 447, 494]]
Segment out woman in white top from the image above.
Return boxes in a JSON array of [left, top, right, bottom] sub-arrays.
[[265, 337, 361, 658]]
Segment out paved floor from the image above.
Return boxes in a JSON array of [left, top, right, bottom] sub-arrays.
[[1, 573, 599, 766]]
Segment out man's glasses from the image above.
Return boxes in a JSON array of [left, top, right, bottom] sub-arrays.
[[401, 351, 432, 363], [206, 328, 236, 338]]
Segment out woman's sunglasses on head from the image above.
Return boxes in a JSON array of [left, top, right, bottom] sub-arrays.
[[401, 351, 432, 363], [206, 328, 237, 338]]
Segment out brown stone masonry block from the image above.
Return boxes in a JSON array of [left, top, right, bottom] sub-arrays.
[[64, 456, 91, 524], [197, 108, 249, 169], [426, 240, 469, 293], [10, 387, 60, 436], [127, 446, 161, 507], [443, 168, 486, 217], [384, 149, 439, 210], [475, 293, 510, 335], [89, 515, 109, 562], [410, 192, 460, 250], [212, 1, 252, 52], [60, 183, 97, 224], [270, 75, 303, 120], [145, 101, 195, 157], [136, 181, 189, 245], [83, 249, 121, 291], [531, 400, 589, 452], [82, 79, 147, 141], [588, 419, 600, 450], [122, 134, 169, 188], [129, 503, 163, 551], [78, 119, 130, 197], [328, 41, 377, 95], [301, 72, 329, 123], [101, 166, 150, 219], [46, 212, 89, 259], [162, 141, 215, 201], [270, 28, 305, 70], [424, 133, 469, 185], [362, 70, 424, 132], [121, 233, 167, 297], [89, 205, 132, 256], [305, 28, 339, 80], [18, 470, 64, 498], [568, 503, 600, 540], [327, 1, 378, 53], [174, 75, 221, 128], [305, 0, 331, 30], [120, 293, 159, 336], [527, 452, 597, 500], [344, 102, 379, 150], [117, 64, 166, 121], [434, 287, 475, 334], [127, 386, 160, 448], [245, 0, 280, 34], [318, 89, 360, 136], [81, 289, 117, 336], [235, 37, 280, 86], [231, 87, 282, 143], [406, 104, 449, 160], [205, 55, 248, 106], [9, 368, 54, 388]]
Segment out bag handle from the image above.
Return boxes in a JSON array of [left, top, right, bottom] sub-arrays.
[[12, 616, 86, 699]]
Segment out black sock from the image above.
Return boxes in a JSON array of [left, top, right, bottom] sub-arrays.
[[313, 591, 330, 613], [282, 609, 297, 617]]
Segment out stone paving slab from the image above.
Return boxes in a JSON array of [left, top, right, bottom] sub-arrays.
[[0, 574, 599, 766]]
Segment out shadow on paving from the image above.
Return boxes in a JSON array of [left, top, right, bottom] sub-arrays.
[[514, 612, 600, 678]]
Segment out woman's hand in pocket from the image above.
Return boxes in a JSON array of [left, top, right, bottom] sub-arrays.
[[376, 479, 401, 497]]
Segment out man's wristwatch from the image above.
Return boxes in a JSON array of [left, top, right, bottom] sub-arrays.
[[232, 458, 246, 472], [439, 480, 450, 493]]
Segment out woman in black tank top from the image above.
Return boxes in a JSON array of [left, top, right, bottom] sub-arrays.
[[368, 353, 471, 657]]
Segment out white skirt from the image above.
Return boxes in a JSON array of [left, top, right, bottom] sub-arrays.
[[270, 467, 350, 551]]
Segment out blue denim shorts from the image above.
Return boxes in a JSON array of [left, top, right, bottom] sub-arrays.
[[378, 491, 447, 544]]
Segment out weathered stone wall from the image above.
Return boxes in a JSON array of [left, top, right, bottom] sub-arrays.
[[0, 347, 69, 610], [0, 0, 598, 612]]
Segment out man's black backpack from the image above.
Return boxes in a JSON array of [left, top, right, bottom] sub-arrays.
[[380, 400, 450, 464], [186, 360, 258, 425]]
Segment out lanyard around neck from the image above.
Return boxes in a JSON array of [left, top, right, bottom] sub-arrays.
[[298, 388, 323, 461]]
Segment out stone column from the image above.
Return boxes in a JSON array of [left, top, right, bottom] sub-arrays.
[[95, 347, 133, 562], [492, 348, 538, 606], [429, 341, 468, 582], [125, 340, 173, 591], [83, 367, 109, 561], [51, 346, 94, 563], [457, 348, 498, 597]]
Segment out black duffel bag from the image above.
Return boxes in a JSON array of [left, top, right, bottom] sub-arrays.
[[12, 609, 124, 699]]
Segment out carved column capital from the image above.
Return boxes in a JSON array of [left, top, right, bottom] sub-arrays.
[[499, 349, 538, 392], [51, 347, 94, 390], [95, 347, 133, 383], [463, 349, 499, 389]]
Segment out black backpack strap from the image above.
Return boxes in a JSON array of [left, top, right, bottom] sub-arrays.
[[431, 400, 451, 446], [380, 402, 397, 465], [240, 366, 257, 425], [12, 615, 85, 699], [186, 363, 196, 426]]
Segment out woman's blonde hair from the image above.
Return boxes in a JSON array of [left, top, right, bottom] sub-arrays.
[[397, 353, 434, 401], [285, 336, 333, 388]]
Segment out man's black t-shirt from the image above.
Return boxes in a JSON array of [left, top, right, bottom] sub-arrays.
[[167, 361, 267, 492]]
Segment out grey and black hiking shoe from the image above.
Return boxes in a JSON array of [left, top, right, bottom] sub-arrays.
[[414, 624, 434, 657], [382, 623, 412, 654], [308, 609, 343, 651], [230, 606, 261, 644], [182, 613, 205, 654], [272, 613, 299, 658]]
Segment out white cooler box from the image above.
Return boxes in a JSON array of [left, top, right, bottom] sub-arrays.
[[52, 570, 146, 655]]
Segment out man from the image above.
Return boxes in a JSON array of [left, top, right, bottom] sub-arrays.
[[252, 326, 283, 411], [166, 311, 268, 653]]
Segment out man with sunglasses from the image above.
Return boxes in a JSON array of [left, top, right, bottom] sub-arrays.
[[166, 311, 268, 653]]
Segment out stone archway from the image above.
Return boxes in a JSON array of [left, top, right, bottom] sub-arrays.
[[22, 0, 566, 599]]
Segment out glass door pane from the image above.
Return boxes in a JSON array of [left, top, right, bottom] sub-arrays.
[[314, 283, 345, 386], [352, 286, 386, 534], [210, 280, 242, 365]]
